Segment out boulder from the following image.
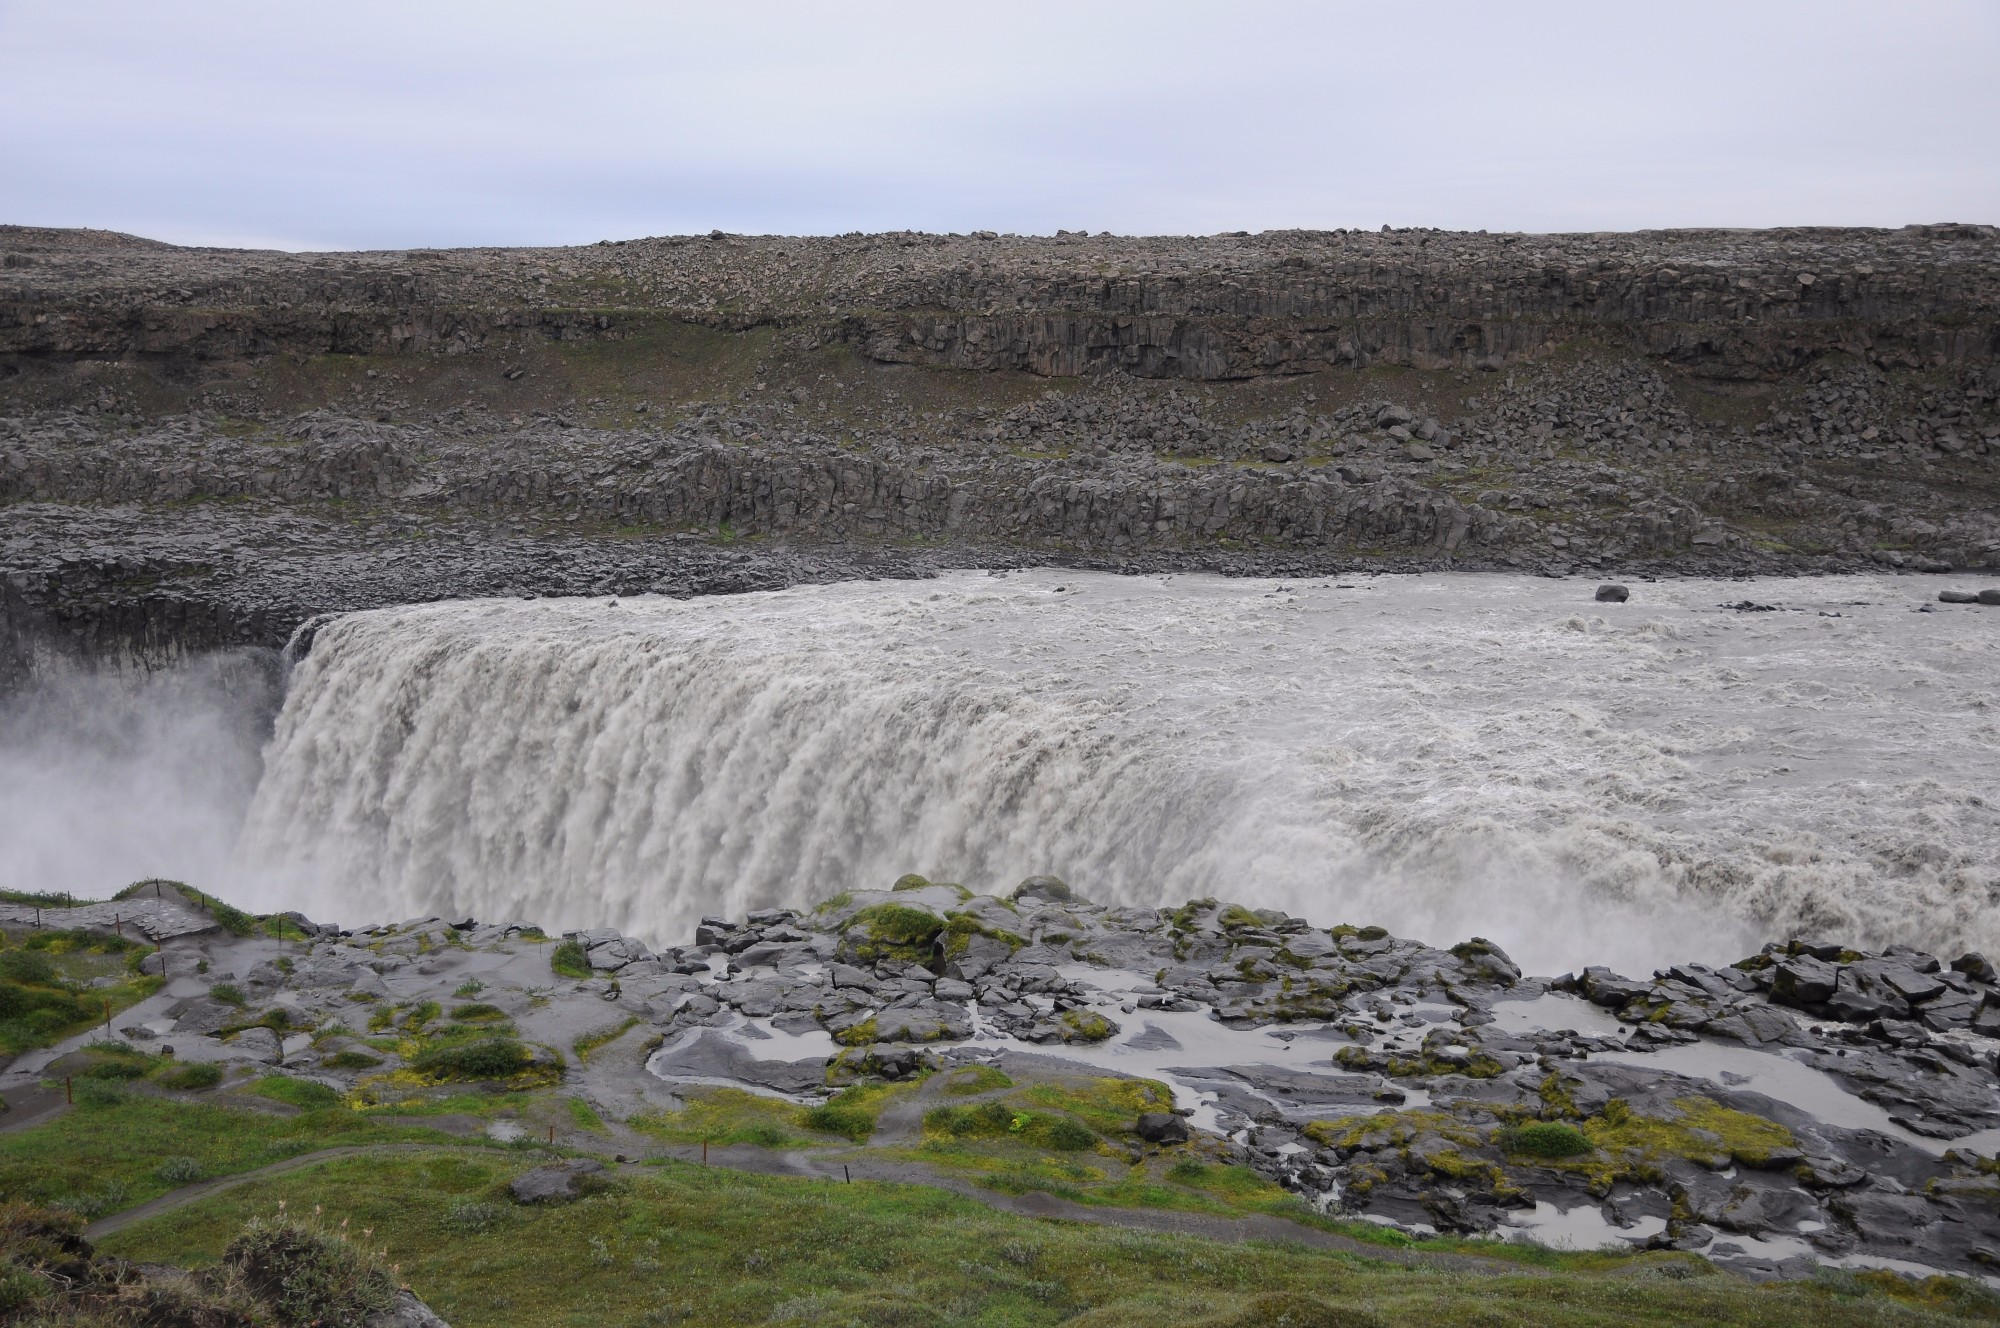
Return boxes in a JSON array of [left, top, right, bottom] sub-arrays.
[[1135, 1112, 1191, 1144], [508, 1158, 604, 1205], [365, 1290, 452, 1328], [1012, 875, 1075, 905], [1594, 584, 1630, 603], [231, 1027, 283, 1064]]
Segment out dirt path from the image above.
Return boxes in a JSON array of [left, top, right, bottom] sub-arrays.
[[89, 1138, 1515, 1274]]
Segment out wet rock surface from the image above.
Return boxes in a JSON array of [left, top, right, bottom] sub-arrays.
[[12, 875, 1999, 1282], [3, 223, 1998, 681]]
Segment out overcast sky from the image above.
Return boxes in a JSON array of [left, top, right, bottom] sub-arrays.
[[1, 1, 1994, 251]]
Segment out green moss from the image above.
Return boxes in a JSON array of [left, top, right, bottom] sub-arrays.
[[449, 1003, 507, 1022], [567, 1097, 606, 1131], [1582, 1096, 1795, 1169], [841, 904, 946, 965], [1058, 1009, 1116, 1043], [942, 911, 1028, 959], [321, 1050, 383, 1072], [832, 1015, 878, 1048]]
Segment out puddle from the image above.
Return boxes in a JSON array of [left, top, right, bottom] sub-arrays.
[[1505, 1200, 1665, 1249], [1488, 992, 1628, 1038], [1593, 1041, 1954, 1151]]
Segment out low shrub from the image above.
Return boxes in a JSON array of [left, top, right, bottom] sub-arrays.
[[924, 1101, 1018, 1139], [155, 1156, 203, 1185], [1501, 1121, 1593, 1159], [157, 1061, 224, 1090], [449, 1002, 507, 1022], [209, 983, 247, 1008], [549, 940, 591, 980], [81, 1058, 150, 1081], [221, 1216, 396, 1328], [412, 1036, 531, 1081], [1042, 1116, 1098, 1152], [444, 1198, 505, 1234], [321, 1049, 383, 1071]]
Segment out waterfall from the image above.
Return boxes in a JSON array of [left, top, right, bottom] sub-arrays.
[[234, 571, 2000, 973]]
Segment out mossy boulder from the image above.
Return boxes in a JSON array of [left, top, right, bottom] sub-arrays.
[[836, 903, 947, 967]]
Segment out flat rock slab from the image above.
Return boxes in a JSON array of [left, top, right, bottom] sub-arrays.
[[508, 1158, 604, 1205]]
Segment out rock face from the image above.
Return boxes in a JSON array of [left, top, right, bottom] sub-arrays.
[[3, 222, 1998, 680]]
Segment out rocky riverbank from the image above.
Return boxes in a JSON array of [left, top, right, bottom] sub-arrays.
[[3, 222, 1998, 679], [12, 876, 1998, 1284]]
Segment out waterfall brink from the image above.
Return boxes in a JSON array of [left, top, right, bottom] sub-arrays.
[[237, 571, 2000, 974], [237, 587, 1244, 947]]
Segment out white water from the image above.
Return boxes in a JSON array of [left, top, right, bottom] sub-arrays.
[[232, 570, 2000, 974]]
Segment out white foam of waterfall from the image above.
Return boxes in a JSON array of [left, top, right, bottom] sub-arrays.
[[234, 570, 2000, 974]]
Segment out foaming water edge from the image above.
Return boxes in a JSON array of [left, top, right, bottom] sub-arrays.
[[228, 570, 2000, 973]]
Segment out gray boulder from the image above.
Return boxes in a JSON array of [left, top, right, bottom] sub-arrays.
[[1135, 1112, 1190, 1144], [366, 1289, 452, 1327], [508, 1158, 605, 1205], [230, 1027, 284, 1065]]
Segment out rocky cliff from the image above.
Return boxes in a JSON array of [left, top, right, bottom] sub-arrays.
[[3, 221, 1998, 676]]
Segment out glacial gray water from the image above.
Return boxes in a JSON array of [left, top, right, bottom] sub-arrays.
[[220, 570, 1998, 975]]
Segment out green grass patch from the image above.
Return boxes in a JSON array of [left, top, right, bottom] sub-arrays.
[[1501, 1121, 1593, 1159], [630, 1087, 817, 1148], [409, 1036, 537, 1083], [252, 1074, 343, 1110], [0, 928, 162, 1056], [571, 1017, 639, 1063], [938, 1065, 1014, 1096], [800, 1083, 902, 1143], [548, 939, 591, 980], [0, 1097, 462, 1219], [567, 1097, 606, 1132], [157, 1061, 225, 1090]]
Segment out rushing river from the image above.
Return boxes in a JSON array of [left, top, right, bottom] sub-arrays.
[[202, 570, 1995, 975]]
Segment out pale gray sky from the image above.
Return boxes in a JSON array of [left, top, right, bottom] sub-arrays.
[[1, 1, 1994, 250]]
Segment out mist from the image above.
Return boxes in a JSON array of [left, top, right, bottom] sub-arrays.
[[0, 651, 282, 901]]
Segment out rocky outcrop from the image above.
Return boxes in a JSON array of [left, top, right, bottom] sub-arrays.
[[54, 872, 1997, 1283]]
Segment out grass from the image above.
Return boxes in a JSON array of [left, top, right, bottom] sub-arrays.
[[629, 1087, 823, 1149], [572, 1017, 641, 1063], [93, 1149, 2000, 1328], [252, 1074, 344, 1111], [0, 1097, 464, 1219], [549, 939, 592, 980], [0, 928, 162, 1056]]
